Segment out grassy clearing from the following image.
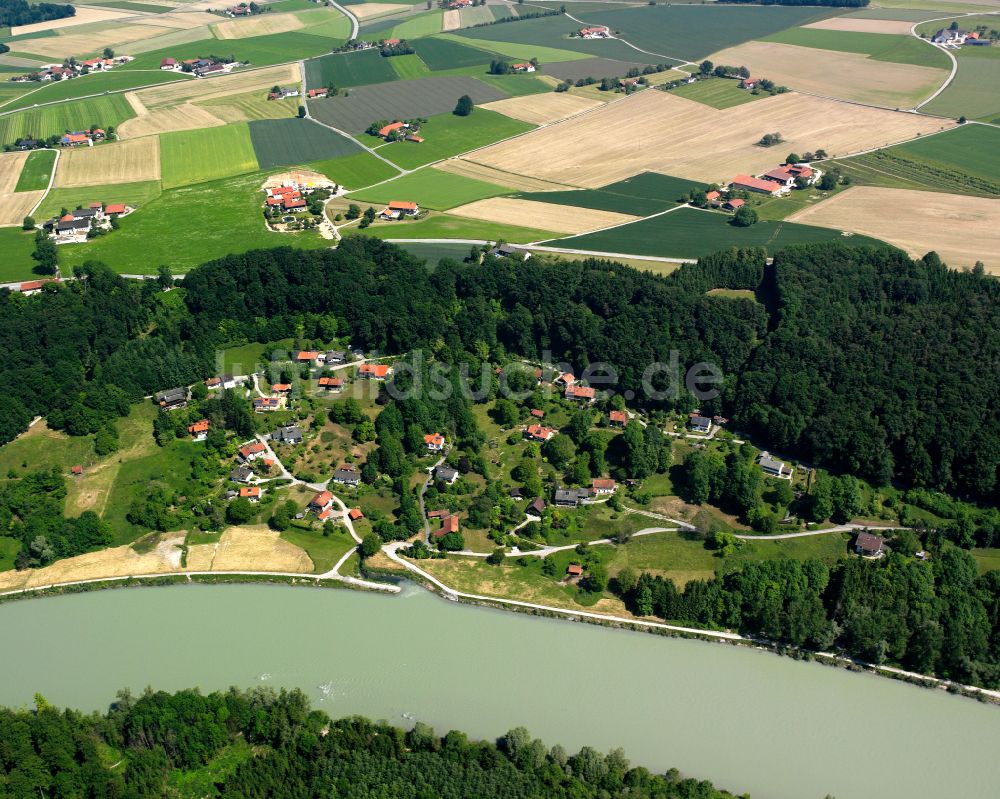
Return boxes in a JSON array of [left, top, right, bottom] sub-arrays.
[[219, 340, 293, 375], [35, 180, 162, 220], [0, 422, 96, 478], [973, 548, 1000, 575], [391, 240, 474, 267], [367, 108, 533, 170], [13, 148, 55, 192], [665, 77, 763, 110], [349, 212, 558, 243], [549, 206, 887, 259], [0, 94, 135, 147], [923, 48, 1000, 122], [518, 171, 705, 216], [763, 28, 951, 69], [280, 526, 356, 573], [248, 117, 364, 169], [476, 73, 551, 97], [829, 124, 1000, 197], [166, 741, 253, 798], [305, 47, 398, 90], [160, 123, 259, 188], [0, 227, 39, 282], [0, 70, 191, 113], [56, 171, 326, 275], [305, 150, 401, 189], [348, 166, 512, 210], [0, 537, 19, 572]]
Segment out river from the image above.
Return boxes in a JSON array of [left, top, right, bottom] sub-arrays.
[[1, 583, 997, 798]]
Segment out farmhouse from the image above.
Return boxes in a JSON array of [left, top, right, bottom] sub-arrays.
[[267, 87, 299, 101], [567, 564, 583, 577], [379, 200, 419, 220], [763, 163, 817, 188], [332, 466, 361, 487], [188, 419, 209, 441], [16, 138, 40, 150], [270, 383, 292, 394], [16, 279, 58, 295], [565, 384, 596, 402], [318, 376, 344, 392], [253, 397, 281, 412], [555, 372, 575, 387], [424, 433, 446, 452], [238, 441, 266, 462], [271, 425, 303, 444], [729, 174, 785, 196], [60, 133, 91, 147], [688, 414, 712, 434], [324, 350, 347, 364], [554, 488, 589, 507], [294, 350, 319, 363], [525, 423, 555, 442], [435, 465, 459, 485], [206, 374, 238, 390], [855, 532, 885, 558], [310, 491, 334, 513], [160, 57, 178, 71], [723, 198, 745, 211], [155, 387, 187, 410], [489, 244, 530, 261], [705, 190, 721, 205], [448, 0, 473, 7], [511, 63, 536, 73], [358, 363, 391, 380], [758, 452, 791, 478], [591, 478, 616, 496], [578, 25, 610, 38], [740, 77, 760, 90], [307, 88, 328, 99]]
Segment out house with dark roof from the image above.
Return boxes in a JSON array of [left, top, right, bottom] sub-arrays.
[[332, 467, 361, 487], [855, 532, 885, 558], [758, 452, 790, 478], [526, 497, 546, 516], [554, 488, 588, 507], [435, 465, 459, 485], [230, 465, 254, 483], [688, 415, 712, 434], [271, 425, 303, 444], [155, 387, 187, 410]]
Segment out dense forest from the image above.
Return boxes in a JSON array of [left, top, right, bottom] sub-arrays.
[[4, 238, 999, 502], [615, 544, 1000, 688], [0, 687, 742, 799], [0, 0, 75, 27]]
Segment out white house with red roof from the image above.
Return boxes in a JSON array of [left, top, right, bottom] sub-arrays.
[[565, 384, 596, 403], [525, 423, 556, 442], [380, 200, 419, 220], [424, 433, 445, 452], [359, 363, 391, 380], [729, 174, 785, 196], [238, 441, 266, 462], [578, 25, 610, 38]]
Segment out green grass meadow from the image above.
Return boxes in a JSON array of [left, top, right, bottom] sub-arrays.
[[666, 77, 765, 110], [0, 94, 135, 147], [389, 53, 431, 80], [13, 148, 55, 192], [305, 151, 401, 189], [0, 70, 191, 114], [160, 124, 259, 189], [441, 30, 590, 64], [351, 212, 558, 243], [0, 227, 41, 282], [348, 166, 512, 210], [35, 180, 163, 221], [367, 108, 532, 170], [387, 9, 444, 40], [520, 172, 707, 216], [762, 27, 951, 69], [923, 48, 1000, 122], [411, 36, 499, 71], [548, 207, 887, 258]]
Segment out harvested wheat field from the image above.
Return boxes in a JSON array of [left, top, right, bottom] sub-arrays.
[[803, 17, 917, 35], [119, 101, 226, 137], [351, 3, 408, 19], [787, 186, 1000, 272], [0, 151, 27, 195], [11, 6, 137, 36], [197, 89, 298, 123], [198, 526, 313, 572], [0, 190, 43, 226], [442, 9, 461, 31], [214, 12, 303, 39], [465, 90, 953, 187], [143, 11, 218, 29], [134, 63, 300, 111], [449, 197, 638, 234], [54, 137, 161, 187], [482, 92, 604, 125], [24, 24, 176, 58], [435, 158, 573, 192], [708, 41, 946, 108]]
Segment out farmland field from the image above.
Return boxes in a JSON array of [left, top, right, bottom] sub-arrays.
[[787, 186, 1000, 272], [481, 91, 603, 125], [0, 94, 135, 147], [438, 31, 590, 64], [197, 90, 299, 123], [455, 18, 646, 62], [411, 36, 500, 70], [305, 48, 399, 89], [464, 90, 951, 187], [366, 108, 532, 170], [803, 16, 919, 34], [13, 148, 55, 192], [54, 137, 161, 188], [347, 166, 511, 210], [665, 77, 765, 110], [305, 151, 401, 189], [390, 240, 477, 267], [517, 172, 708, 215], [53, 171, 328, 274], [118, 101, 226, 138], [248, 118, 365, 169], [389, 54, 430, 80], [0, 69, 191, 113], [540, 58, 656, 83], [127, 63, 301, 112], [448, 196, 638, 234], [159, 123, 259, 188], [707, 40, 949, 108], [386, 9, 443, 39], [434, 157, 571, 192], [349, 213, 559, 243], [546, 4, 839, 62], [922, 48, 1000, 122], [0, 227, 38, 281], [474, 73, 551, 97], [548, 206, 887, 259], [829, 125, 1000, 197], [307, 75, 508, 133], [35, 180, 163, 221], [124, 32, 344, 71], [761, 28, 951, 69]]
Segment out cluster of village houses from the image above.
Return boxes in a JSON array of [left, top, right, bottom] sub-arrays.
[[930, 27, 993, 47], [159, 57, 235, 77], [41, 201, 132, 243], [8, 55, 132, 83]]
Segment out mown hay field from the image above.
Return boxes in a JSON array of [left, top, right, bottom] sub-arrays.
[[450, 196, 638, 234], [0, 151, 28, 195], [348, 166, 511, 210], [10, 6, 135, 35], [160, 123, 259, 188], [804, 17, 918, 35], [761, 27, 950, 69], [665, 77, 765, 110], [133, 63, 301, 111], [922, 48, 1000, 122], [213, 11, 304, 39], [249, 118, 364, 169], [20, 23, 177, 58], [306, 151, 400, 189], [786, 186, 1000, 272], [0, 94, 136, 147], [351, 3, 410, 20], [0, 70, 191, 114], [481, 92, 603, 125], [434, 157, 573, 192], [118, 101, 226, 138], [0, 154, 42, 225], [54, 137, 161, 187], [198, 90, 300, 123], [464, 90, 953, 187], [13, 148, 56, 191]]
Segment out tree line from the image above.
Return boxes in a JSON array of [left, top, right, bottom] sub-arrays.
[[0, 0, 74, 28], [0, 686, 743, 798]]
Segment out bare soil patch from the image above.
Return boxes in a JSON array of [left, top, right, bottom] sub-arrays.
[[708, 41, 946, 108], [449, 196, 638, 234], [467, 90, 953, 187], [0, 190, 43, 226], [481, 92, 603, 125], [804, 17, 917, 35], [442, 9, 461, 31], [146, 11, 218, 29], [54, 137, 161, 187], [786, 186, 1000, 272]]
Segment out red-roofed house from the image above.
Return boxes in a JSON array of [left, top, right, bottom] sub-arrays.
[[741, 77, 760, 90], [591, 478, 617, 496], [424, 433, 445, 452], [254, 397, 281, 412], [104, 203, 127, 215], [729, 175, 785, 196], [434, 514, 460, 537], [359, 363, 391, 379], [555, 372, 575, 387], [307, 87, 328, 99], [283, 198, 307, 211], [378, 121, 405, 138], [511, 62, 536, 73], [71, 465, 83, 475], [380, 200, 419, 220], [310, 491, 334, 512], [348, 507, 363, 521], [238, 441, 266, 462], [526, 424, 555, 442], [17, 278, 58, 295], [609, 410, 627, 426], [723, 198, 745, 211], [61, 133, 89, 147], [266, 197, 284, 207], [240, 486, 261, 502], [160, 58, 177, 70], [318, 376, 344, 392], [530, 409, 544, 419], [578, 25, 610, 38], [567, 563, 583, 576], [382, 38, 401, 45], [565, 384, 596, 402], [271, 383, 292, 394], [188, 419, 209, 441], [295, 350, 319, 363]]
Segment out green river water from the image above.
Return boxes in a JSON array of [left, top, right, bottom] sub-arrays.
[[0, 583, 997, 798]]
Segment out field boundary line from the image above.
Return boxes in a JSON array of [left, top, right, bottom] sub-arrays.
[[328, 0, 359, 41], [27, 146, 59, 220]]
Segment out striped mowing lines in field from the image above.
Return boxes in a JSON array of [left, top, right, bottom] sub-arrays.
[[305, 48, 398, 90], [159, 123, 259, 188], [0, 94, 136, 149], [12, 149, 56, 192], [248, 118, 364, 170], [55, 137, 161, 189], [347, 166, 513, 210]]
